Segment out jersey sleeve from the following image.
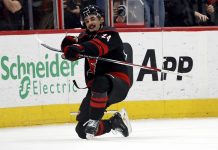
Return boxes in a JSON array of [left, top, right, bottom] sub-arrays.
[[80, 30, 123, 57]]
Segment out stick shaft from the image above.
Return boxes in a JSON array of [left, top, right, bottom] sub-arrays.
[[70, 110, 118, 115], [79, 54, 161, 72], [79, 55, 191, 77]]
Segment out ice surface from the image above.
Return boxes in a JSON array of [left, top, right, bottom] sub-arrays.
[[1, 118, 218, 150]]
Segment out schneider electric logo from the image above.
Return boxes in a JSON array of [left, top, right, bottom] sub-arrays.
[[19, 76, 31, 99], [0, 54, 79, 99]]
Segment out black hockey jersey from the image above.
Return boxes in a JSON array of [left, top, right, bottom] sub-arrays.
[[78, 26, 131, 87]]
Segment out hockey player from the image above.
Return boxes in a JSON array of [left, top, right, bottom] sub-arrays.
[[61, 5, 132, 139]]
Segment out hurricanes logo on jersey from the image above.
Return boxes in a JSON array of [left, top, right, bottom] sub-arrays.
[[87, 58, 98, 75]]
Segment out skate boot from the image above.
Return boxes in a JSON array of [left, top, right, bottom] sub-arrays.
[[110, 108, 132, 137], [83, 119, 99, 139]]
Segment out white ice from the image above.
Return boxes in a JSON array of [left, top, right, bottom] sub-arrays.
[[1, 118, 218, 150]]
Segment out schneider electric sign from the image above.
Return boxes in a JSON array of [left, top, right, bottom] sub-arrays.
[[0, 53, 79, 99]]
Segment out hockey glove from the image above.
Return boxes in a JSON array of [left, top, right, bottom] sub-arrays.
[[61, 36, 78, 50], [62, 44, 84, 60]]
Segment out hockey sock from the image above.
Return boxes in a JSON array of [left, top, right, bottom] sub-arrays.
[[89, 91, 108, 120], [95, 120, 112, 136]]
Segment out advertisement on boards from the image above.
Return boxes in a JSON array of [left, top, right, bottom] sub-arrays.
[[0, 31, 218, 108]]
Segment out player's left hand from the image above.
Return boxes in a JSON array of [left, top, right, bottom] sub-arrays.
[[62, 44, 84, 60], [61, 36, 78, 50]]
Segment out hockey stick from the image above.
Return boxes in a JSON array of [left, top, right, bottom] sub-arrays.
[[70, 110, 118, 115], [35, 36, 192, 78], [35, 35, 62, 53]]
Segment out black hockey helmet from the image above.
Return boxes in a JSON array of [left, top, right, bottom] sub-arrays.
[[81, 5, 104, 20]]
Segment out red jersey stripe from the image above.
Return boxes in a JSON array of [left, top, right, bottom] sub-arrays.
[[89, 40, 103, 56], [92, 39, 109, 55], [107, 72, 130, 86]]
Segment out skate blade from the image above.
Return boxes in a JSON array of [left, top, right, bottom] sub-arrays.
[[119, 108, 132, 135], [86, 133, 95, 140]]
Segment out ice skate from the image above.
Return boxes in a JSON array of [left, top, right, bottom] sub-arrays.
[[84, 119, 99, 139], [110, 108, 132, 137]]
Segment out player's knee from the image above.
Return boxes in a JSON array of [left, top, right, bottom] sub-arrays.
[[92, 76, 111, 93], [75, 122, 86, 139]]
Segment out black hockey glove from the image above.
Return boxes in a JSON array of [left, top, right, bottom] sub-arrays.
[[61, 36, 78, 50], [62, 44, 84, 60]]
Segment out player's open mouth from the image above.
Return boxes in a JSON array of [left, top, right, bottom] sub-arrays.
[[88, 24, 96, 30]]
